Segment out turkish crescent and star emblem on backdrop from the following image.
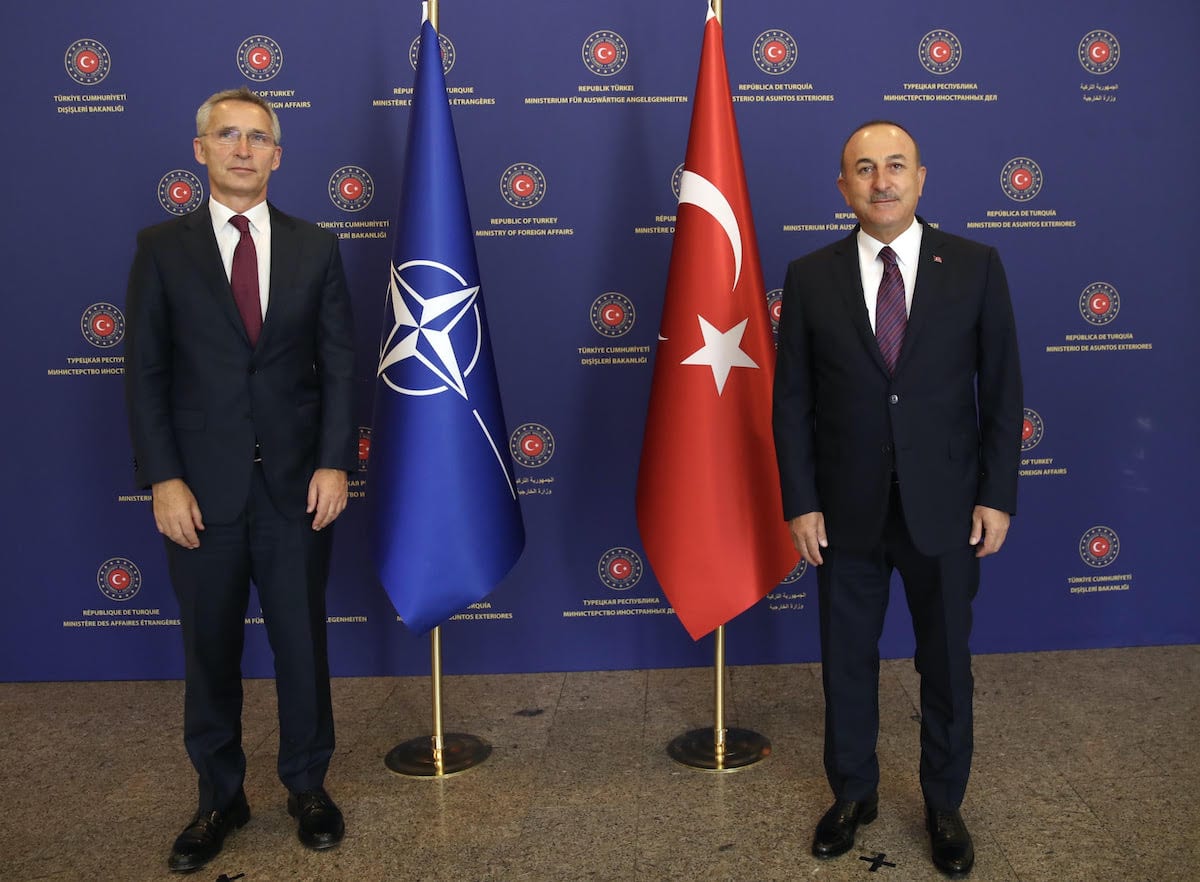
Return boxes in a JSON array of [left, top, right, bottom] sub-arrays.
[[1079, 30, 1120, 75], [81, 303, 125, 348], [919, 29, 963, 75], [237, 35, 283, 81], [157, 170, 204, 215], [582, 30, 629, 76], [97, 558, 141, 602], [410, 32, 455, 73], [328, 166, 375, 212], [753, 30, 797, 76], [65, 38, 111, 85]]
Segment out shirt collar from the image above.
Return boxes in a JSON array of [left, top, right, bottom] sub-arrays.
[[208, 197, 270, 233], [856, 217, 922, 267]]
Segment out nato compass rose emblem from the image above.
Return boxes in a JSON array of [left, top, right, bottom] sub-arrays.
[[378, 259, 481, 398]]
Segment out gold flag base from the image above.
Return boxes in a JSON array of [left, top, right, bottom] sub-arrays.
[[667, 726, 770, 772], [385, 733, 491, 778], [666, 625, 771, 771]]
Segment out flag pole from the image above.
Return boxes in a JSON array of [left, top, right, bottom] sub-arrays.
[[385, 626, 493, 776], [381, 0, 491, 777], [667, 625, 770, 770], [664, 0, 771, 772]]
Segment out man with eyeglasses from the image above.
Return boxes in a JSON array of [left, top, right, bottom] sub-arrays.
[[124, 87, 356, 872]]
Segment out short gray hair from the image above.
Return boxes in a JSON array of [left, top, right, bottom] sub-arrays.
[[195, 87, 281, 144]]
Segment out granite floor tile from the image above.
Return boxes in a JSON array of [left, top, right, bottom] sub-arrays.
[[533, 708, 650, 809], [728, 659, 821, 717], [438, 670, 567, 719], [971, 759, 1147, 881], [1072, 771, 1200, 880], [328, 673, 401, 718], [492, 803, 638, 881], [560, 667, 647, 712], [646, 664, 732, 722], [2, 645, 1197, 880]]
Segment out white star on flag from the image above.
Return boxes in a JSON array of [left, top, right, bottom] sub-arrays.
[[378, 262, 479, 399], [680, 314, 759, 395]]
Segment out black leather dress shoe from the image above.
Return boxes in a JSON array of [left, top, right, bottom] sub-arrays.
[[167, 791, 250, 873], [927, 807, 975, 876], [288, 787, 345, 850], [811, 793, 878, 858]]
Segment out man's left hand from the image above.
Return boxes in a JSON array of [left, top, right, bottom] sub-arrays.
[[307, 468, 349, 531], [969, 505, 1010, 558]]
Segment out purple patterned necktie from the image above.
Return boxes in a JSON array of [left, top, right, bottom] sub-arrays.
[[229, 215, 262, 346], [875, 245, 906, 374]]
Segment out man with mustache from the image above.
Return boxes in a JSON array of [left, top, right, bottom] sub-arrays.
[[124, 87, 356, 872], [773, 120, 1022, 877]]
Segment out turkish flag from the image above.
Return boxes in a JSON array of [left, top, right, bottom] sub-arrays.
[[636, 7, 797, 640]]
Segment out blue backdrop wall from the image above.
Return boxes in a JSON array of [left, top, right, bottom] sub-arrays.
[[4, 0, 1197, 681]]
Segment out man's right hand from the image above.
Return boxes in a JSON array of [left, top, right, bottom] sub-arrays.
[[151, 478, 204, 549], [788, 511, 828, 566]]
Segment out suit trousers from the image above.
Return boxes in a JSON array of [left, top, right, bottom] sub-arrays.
[[816, 484, 979, 812], [166, 464, 335, 812]]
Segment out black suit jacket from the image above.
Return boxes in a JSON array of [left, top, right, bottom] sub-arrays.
[[124, 201, 357, 522], [773, 222, 1022, 556]]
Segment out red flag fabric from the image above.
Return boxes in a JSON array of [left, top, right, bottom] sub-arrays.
[[636, 7, 797, 641]]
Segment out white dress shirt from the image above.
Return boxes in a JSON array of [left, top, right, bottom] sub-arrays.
[[855, 218, 922, 331], [208, 197, 272, 319]]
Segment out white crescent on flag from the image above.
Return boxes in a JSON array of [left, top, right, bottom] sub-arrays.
[[677, 169, 742, 293]]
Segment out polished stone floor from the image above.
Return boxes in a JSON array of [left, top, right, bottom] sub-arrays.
[[2, 644, 1197, 881]]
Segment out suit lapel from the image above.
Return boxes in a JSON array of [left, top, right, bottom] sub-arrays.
[[895, 222, 948, 375], [263, 203, 300, 350], [180, 203, 250, 344], [832, 230, 891, 377]]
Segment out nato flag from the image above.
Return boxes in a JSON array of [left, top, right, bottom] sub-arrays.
[[369, 19, 525, 634]]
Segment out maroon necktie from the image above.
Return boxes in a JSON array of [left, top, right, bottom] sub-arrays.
[[875, 245, 906, 374], [229, 215, 262, 346]]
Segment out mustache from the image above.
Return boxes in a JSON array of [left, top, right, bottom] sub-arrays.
[[870, 193, 898, 203]]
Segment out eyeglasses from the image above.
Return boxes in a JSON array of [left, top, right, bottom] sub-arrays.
[[203, 128, 277, 149]]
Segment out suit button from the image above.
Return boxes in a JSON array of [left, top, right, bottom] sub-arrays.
[[889, 394, 899, 404], [248, 366, 257, 375]]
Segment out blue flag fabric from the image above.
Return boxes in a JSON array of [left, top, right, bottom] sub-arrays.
[[369, 19, 525, 634]]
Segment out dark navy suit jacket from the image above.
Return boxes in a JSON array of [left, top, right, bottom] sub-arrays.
[[124, 201, 357, 521], [773, 222, 1023, 556]]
